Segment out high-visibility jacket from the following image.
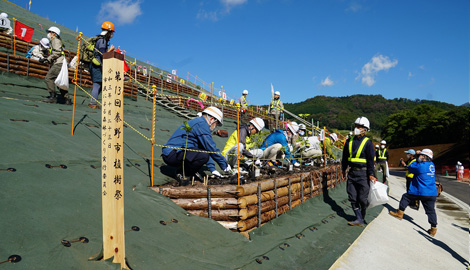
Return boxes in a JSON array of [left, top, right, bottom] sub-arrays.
[[269, 98, 284, 113], [405, 158, 416, 178], [221, 124, 254, 158], [348, 136, 369, 165], [321, 137, 336, 159], [240, 95, 248, 109], [376, 148, 388, 162]]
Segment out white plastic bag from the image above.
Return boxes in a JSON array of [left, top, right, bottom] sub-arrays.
[[68, 56, 77, 70], [54, 59, 69, 90], [368, 181, 389, 208]]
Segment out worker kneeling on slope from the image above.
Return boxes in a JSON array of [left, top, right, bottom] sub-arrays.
[[389, 148, 438, 237], [342, 116, 376, 227], [222, 117, 265, 172], [162, 107, 232, 185], [260, 122, 300, 169]]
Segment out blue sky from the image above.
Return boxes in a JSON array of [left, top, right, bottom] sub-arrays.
[[6, 0, 470, 106]]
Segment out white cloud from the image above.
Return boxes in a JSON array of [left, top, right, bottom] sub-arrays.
[[408, 72, 414, 79], [197, 0, 247, 21], [419, 65, 425, 70], [346, 1, 362, 12], [98, 0, 142, 25], [356, 54, 398, 86], [320, 76, 334, 87]]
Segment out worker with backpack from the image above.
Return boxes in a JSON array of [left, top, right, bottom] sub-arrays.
[[84, 21, 115, 109]]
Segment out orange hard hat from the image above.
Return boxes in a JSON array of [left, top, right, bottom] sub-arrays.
[[101, 21, 115, 32]]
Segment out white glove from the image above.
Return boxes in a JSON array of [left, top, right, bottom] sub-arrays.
[[224, 165, 232, 174], [293, 162, 300, 168], [212, 170, 222, 177], [255, 159, 261, 166]]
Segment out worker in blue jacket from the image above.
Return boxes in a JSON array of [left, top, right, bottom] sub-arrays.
[[162, 107, 231, 184], [260, 123, 300, 168], [389, 148, 438, 237]]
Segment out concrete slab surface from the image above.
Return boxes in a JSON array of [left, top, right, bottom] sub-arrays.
[[330, 174, 470, 270]]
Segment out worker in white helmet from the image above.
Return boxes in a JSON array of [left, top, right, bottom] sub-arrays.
[[0, 12, 12, 35], [162, 106, 232, 185], [390, 148, 438, 237], [40, 26, 71, 105], [268, 91, 284, 129], [27, 38, 50, 61], [239, 89, 249, 122], [341, 116, 377, 227], [321, 132, 338, 160], [260, 122, 300, 169], [374, 140, 389, 183], [222, 117, 265, 170]]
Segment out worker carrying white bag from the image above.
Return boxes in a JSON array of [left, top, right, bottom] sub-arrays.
[[54, 59, 69, 90], [368, 181, 388, 208]]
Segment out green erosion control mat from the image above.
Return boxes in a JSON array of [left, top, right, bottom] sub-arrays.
[[0, 72, 383, 269]]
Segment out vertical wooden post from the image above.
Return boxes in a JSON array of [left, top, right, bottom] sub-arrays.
[[101, 51, 126, 269]]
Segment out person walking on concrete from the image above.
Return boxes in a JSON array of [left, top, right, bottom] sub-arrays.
[[222, 117, 265, 169], [268, 91, 283, 129], [40, 26, 71, 104], [162, 107, 232, 185], [88, 21, 116, 109], [400, 149, 419, 210], [389, 149, 438, 237], [342, 116, 376, 226], [375, 140, 389, 184]]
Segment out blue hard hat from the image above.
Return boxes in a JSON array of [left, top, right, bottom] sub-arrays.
[[404, 149, 416, 155]]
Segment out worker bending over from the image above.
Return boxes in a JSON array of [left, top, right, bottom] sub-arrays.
[[162, 107, 232, 185], [260, 123, 300, 168], [222, 117, 265, 169]]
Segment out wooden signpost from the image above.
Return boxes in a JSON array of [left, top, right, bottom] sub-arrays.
[[101, 51, 126, 268]]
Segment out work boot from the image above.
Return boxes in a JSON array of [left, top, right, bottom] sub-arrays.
[[88, 103, 100, 109], [389, 209, 404, 220], [427, 227, 437, 237], [361, 208, 367, 223], [42, 92, 57, 103], [348, 208, 365, 227]]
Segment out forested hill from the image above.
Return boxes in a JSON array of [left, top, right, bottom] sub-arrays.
[[283, 94, 457, 131]]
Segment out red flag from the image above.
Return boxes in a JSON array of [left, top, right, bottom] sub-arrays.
[[14, 21, 34, 42], [115, 47, 130, 73]]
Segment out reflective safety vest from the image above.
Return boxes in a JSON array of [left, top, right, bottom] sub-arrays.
[[240, 95, 248, 108], [270, 99, 282, 110], [378, 149, 387, 160], [348, 136, 370, 165], [405, 158, 416, 178]]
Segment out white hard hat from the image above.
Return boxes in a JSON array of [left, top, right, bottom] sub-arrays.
[[286, 122, 299, 134], [298, 123, 306, 130], [40, 38, 50, 48], [375, 144, 379, 148], [329, 133, 338, 142], [203, 106, 223, 126], [242, 89, 248, 95], [47, 26, 61, 36], [380, 140, 386, 145], [250, 117, 265, 131], [420, 149, 433, 159], [457, 161, 462, 165], [274, 91, 280, 96], [354, 116, 370, 130], [0, 12, 7, 18]]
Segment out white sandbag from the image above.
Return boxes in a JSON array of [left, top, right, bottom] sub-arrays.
[[54, 59, 69, 90], [368, 181, 389, 208]]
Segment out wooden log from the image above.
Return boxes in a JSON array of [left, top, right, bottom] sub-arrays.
[[217, 221, 239, 231], [238, 185, 318, 219], [236, 172, 311, 196], [187, 209, 239, 221], [238, 182, 302, 208], [237, 200, 302, 231], [153, 185, 238, 198], [170, 197, 239, 210]]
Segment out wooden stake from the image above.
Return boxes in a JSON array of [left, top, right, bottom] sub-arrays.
[[101, 51, 126, 268]]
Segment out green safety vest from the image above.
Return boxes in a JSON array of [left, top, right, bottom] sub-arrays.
[[378, 149, 387, 160], [241, 96, 248, 107], [348, 136, 370, 164]]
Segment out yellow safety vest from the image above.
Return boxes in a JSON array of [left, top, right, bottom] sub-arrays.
[[378, 149, 387, 160], [270, 99, 282, 110], [405, 159, 416, 178], [348, 136, 369, 164], [241, 96, 248, 107]]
